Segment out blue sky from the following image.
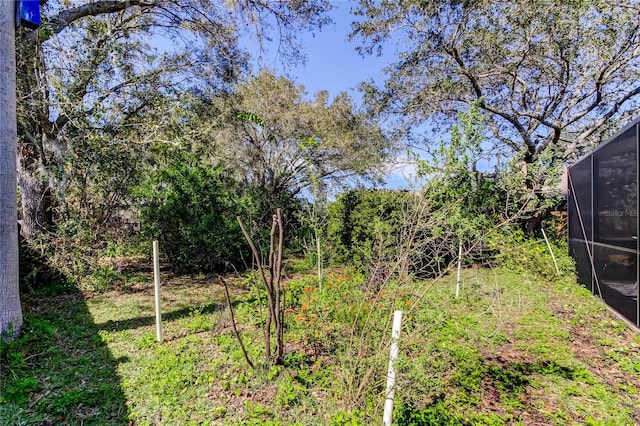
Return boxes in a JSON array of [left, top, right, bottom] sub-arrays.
[[245, 1, 389, 101]]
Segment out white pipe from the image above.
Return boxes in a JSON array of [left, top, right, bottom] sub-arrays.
[[316, 230, 322, 291], [456, 240, 463, 298], [153, 240, 163, 342], [541, 228, 559, 275], [383, 310, 403, 426]]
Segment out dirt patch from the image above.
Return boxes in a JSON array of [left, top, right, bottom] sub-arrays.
[[548, 293, 640, 392]]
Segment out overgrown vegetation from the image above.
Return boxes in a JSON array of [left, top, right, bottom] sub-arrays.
[[4, 3, 640, 424], [327, 189, 414, 271], [3, 243, 640, 424], [135, 151, 251, 274], [5, 61, 602, 424]]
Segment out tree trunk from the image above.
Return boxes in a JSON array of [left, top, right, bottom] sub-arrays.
[[522, 148, 544, 235], [526, 213, 543, 236], [15, 31, 53, 243], [0, 1, 23, 338], [17, 146, 51, 241]]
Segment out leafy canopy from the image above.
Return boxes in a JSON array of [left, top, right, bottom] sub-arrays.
[[207, 70, 391, 203], [353, 0, 640, 165]]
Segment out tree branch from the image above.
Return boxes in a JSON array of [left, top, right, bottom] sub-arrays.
[[219, 275, 254, 369], [46, 0, 156, 37]]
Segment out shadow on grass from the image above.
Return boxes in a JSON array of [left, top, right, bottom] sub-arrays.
[[0, 284, 130, 425], [96, 301, 226, 333]]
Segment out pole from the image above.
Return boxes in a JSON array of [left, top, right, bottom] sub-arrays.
[[541, 228, 559, 275], [0, 1, 23, 338], [383, 310, 403, 426], [153, 240, 163, 342], [316, 229, 322, 291], [455, 241, 463, 298]]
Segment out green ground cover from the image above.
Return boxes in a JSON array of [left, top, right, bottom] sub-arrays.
[[2, 261, 640, 425]]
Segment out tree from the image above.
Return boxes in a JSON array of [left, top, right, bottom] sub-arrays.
[[16, 0, 332, 243], [3, 0, 332, 337], [210, 70, 390, 213], [1, 2, 22, 339], [353, 0, 640, 168], [302, 172, 328, 289], [238, 210, 286, 365]]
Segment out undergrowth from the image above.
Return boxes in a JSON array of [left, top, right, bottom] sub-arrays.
[[3, 246, 640, 425]]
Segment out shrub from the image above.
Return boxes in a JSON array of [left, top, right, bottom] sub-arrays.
[[327, 189, 414, 270], [136, 157, 250, 273], [325, 188, 489, 280], [492, 228, 575, 280]]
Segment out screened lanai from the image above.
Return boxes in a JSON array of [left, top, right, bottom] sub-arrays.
[[568, 118, 639, 327]]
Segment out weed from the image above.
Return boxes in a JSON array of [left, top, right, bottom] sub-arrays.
[[244, 400, 275, 422], [396, 401, 508, 426], [329, 409, 365, 425], [276, 375, 304, 407], [179, 306, 216, 332], [86, 265, 122, 291], [0, 375, 39, 404], [4, 262, 640, 425]]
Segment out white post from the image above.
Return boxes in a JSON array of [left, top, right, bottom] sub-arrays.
[[383, 310, 403, 426], [153, 240, 163, 342], [316, 229, 322, 291], [541, 228, 560, 275], [455, 241, 463, 298]]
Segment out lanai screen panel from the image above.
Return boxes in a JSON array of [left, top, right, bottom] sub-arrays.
[[568, 121, 639, 326], [593, 126, 637, 249], [568, 158, 593, 292]]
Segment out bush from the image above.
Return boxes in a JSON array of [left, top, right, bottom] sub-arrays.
[[492, 228, 575, 280], [136, 157, 250, 273], [326, 189, 414, 269], [325, 188, 486, 280]]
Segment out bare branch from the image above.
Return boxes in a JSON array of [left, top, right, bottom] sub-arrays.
[[219, 275, 254, 369]]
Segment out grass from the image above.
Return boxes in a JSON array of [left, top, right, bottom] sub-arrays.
[[3, 260, 640, 425]]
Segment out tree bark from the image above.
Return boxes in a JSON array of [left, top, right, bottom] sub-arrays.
[[17, 146, 51, 241], [0, 1, 23, 338]]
